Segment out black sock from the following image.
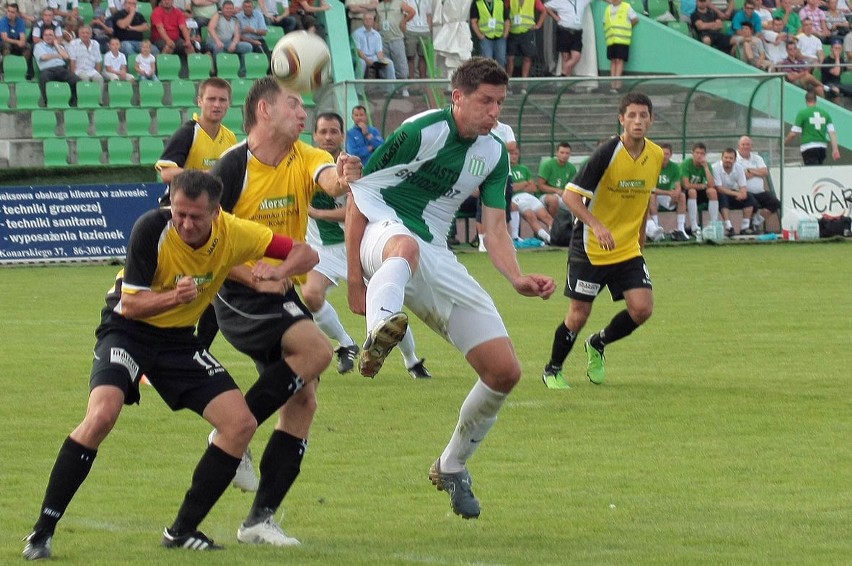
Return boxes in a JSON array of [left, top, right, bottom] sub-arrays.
[[246, 430, 307, 526], [244, 360, 304, 427], [591, 309, 640, 349], [170, 444, 240, 535], [33, 437, 98, 535], [548, 322, 577, 368]]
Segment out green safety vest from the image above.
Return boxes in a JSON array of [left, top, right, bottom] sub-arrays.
[[604, 2, 633, 46], [509, 0, 536, 34], [476, 0, 506, 38]]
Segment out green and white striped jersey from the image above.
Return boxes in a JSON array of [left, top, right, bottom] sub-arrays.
[[307, 191, 346, 247], [350, 107, 510, 245]]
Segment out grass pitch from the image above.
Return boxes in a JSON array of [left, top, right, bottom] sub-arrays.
[[1, 242, 850, 565]]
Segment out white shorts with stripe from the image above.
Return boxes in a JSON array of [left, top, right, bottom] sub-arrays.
[[310, 242, 348, 286]]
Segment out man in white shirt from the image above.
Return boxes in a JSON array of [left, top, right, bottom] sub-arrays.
[[67, 24, 103, 83], [762, 16, 788, 68], [736, 135, 780, 232], [712, 147, 757, 237], [796, 18, 824, 63], [352, 11, 396, 80]]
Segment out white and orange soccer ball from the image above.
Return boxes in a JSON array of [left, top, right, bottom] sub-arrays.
[[270, 31, 331, 94]]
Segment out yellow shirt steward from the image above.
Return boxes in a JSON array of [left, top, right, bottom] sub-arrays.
[[567, 135, 663, 266], [476, 0, 506, 38], [508, 0, 536, 33], [604, 2, 634, 46]]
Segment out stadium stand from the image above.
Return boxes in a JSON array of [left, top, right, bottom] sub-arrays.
[[126, 108, 154, 136], [169, 80, 197, 107], [107, 81, 134, 108], [138, 80, 166, 107], [243, 53, 268, 79], [0, 84, 10, 109], [93, 108, 122, 137], [230, 78, 251, 105], [156, 54, 182, 81], [46, 82, 73, 110], [43, 139, 70, 167], [154, 108, 183, 135], [215, 53, 241, 80], [3, 55, 29, 82], [139, 136, 165, 164], [63, 109, 91, 137], [75, 82, 103, 108], [75, 138, 104, 165], [107, 137, 135, 165], [31, 110, 58, 139], [188, 53, 213, 80]]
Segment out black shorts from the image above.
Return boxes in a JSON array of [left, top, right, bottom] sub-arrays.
[[556, 27, 583, 53], [507, 31, 536, 58], [564, 255, 652, 302], [802, 147, 826, 165], [693, 188, 712, 206], [752, 191, 781, 212], [718, 192, 757, 210], [90, 312, 239, 414], [606, 43, 630, 62], [214, 281, 312, 368]]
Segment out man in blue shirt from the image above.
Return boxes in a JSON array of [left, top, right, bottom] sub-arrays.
[[731, 0, 763, 50], [236, 0, 270, 57], [346, 104, 385, 163], [1, 3, 33, 79]]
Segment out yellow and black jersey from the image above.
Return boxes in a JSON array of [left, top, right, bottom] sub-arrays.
[[212, 140, 334, 270], [568, 135, 663, 266], [104, 208, 273, 328], [156, 116, 238, 174]]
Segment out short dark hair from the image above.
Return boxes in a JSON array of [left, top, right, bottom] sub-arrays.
[[557, 142, 572, 151], [315, 111, 344, 132], [170, 170, 223, 210], [451, 56, 509, 95], [660, 142, 673, 151], [805, 90, 818, 103], [198, 77, 232, 99], [722, 147, 737, 156], [740, 21, 753, 30], [692, 141, 707, 151], [619, 92, 653, 117], [7, 3, 19, 11], [243, 76, 283, 133], [352, 105, 367, 114]]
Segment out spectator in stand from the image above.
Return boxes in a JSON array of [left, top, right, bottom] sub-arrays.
[[67, 24, 104, 83], [798, 0, 830, 41], [262, 0, 299, 31], [680, 141, 719, 235], [377, 0, 414, 87], [712, 147, 756, 237], [755, 1, 773, 28], [603, 0, 637, 92], [113, 0, 156, 55], [651, 142, 689, 240], [537, 142, 576, 219], [34, 28, 79, 106], [691, 0, 731, 52], [785, 89, 841, 165], [345, 0, 378, 32], [772, 0, 800, 35], [544, 0, 592, 79], [103, 35, 134, 80], [352, 11, 396, 80], [822, 39, 852, 97], [506, 0, 546, 89], [135, 38, 158, 79], [294, 0, 331, 35], [403, 0, 431, 79], [152, 0, 196, 75], [236, 0, 270, 57], [732, 21, 768, 68], [48, 0, 78, 21], [797, 18, 825, 63], [61, 7, 84, 42], [708, 0, 734, 20], [781, 39, 825, 96], [731, 0, 762, 47], [509, 143, 553, 243], [736, 135, 780, 233], [763, 15, 789, 68], [208, 0, 252, 76], [107, 0, 127, 16], [90, 0, 114, 54], [12, 0, 39, 25], [346, 104, 384, 163], [470, 0, 510, 69], [825, 0, 849, 43], [32, 7, 63, 45], [680, 0, 696, 22], [1, 3, 34, 80], [191, 0, 218, 27]]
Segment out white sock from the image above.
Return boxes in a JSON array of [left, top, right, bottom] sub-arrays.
[[439, 379, 507, 472], [645, 218, 659, 238], [741, 218, 750, 230], [398, 327, 419, 367], [536, 228, 551, 243], [509, 211, 520, 240], [724, 219, 732, 229], [688, 199, 698, 229], [313, 301, 355, 347], [709, 200, 720, 222], [366, 257, 411, 331], [677, 214, 686, 231], [753, 213, 764, 226], [652, 214, 660, 225]]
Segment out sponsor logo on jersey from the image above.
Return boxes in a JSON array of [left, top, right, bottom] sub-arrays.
[[618, 180, 645, 188], [468, 156, 486, 177], [259, 196, 296, 210]]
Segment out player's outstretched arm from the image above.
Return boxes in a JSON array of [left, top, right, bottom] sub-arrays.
[[345, 197, 368, 315], [318, 152, 363, 196], [121, 276, 198, 319]]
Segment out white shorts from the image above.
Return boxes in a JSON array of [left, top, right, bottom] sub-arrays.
[[310, 242, 347, 286], [360, 219, 508, 354], [539, 193, 570, 211], [511, 192, 545, 214], [656, 194, 677, 211]]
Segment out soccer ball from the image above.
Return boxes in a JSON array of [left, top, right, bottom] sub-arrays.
[[270, 31, 331, 94]]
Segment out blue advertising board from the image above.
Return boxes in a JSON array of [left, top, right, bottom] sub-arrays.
[[0, 183, 164, 264]]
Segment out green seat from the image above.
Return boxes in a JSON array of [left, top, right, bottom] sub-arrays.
[[243, 53, 269, 79], [43, 138, 70, 167], [78, 1, 93, 21], [75, 81, 103, 108], [265, 26, 284, 49], [139, 136, 166, 164], [31, 110, 58, 139], [75, 137, 103, 165], [127, 53, 137, 76], [14, 82, 42, 109], [137, 0, 152, 20], [223, 108, 245, 134], [230, 78, 251, 106], [46, 82, 72, 109], [63, 109, 91, 137], [188, 53, 213, 80], [215, 53, 241, 79], [157, 54, 182, 81], [155, 108, 184, 136], [3, 55, 29, 82], [93, 108, 121, 136], [169, 79, 197, 107], [667, 21, 692, 36], [138, 80, 165, 107], [107, 137, 135, 165], [107, 81, 134, 108], [647, 0, 672, 19], [0, 83, 10, 109], [126, 108, 153, 136]]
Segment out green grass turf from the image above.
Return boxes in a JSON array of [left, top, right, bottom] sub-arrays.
[[1, 242, 850, 564]]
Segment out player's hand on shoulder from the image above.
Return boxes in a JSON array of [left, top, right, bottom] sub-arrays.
[[512, 274, 555, 299]]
